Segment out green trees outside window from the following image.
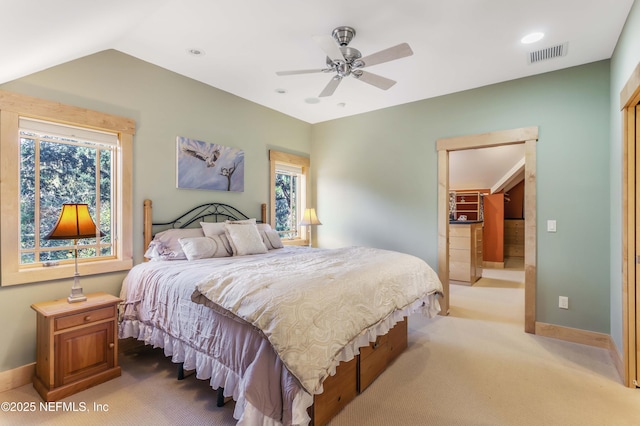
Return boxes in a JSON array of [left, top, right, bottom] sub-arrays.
[[19, 130, 114, 264], [274, 171, 298, 239]]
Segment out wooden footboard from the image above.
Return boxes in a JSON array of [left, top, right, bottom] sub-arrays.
[[311, 318, 408, 426]]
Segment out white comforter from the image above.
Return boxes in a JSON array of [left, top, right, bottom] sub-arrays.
[[191, 246, 443, 396]]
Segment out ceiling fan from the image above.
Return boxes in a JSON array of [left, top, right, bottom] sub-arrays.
[[276, 26, 413, 97]]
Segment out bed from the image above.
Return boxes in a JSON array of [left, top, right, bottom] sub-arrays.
[[119, 199, 443, 425]]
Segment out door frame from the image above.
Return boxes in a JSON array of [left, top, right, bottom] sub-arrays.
[[436, 127, 538, 333], [621, 61, 640, 387]]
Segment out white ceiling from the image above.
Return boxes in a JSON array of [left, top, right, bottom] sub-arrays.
[[449, 145, 525, 192], [0, 0, 633, 124]]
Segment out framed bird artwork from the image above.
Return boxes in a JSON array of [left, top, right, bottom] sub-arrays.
[[176, 136, 245, 192]]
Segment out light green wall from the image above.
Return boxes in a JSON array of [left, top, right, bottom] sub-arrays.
[[1, 24, 633, 372], [312, 60, 611, 333], [610, 0, 640, 352], [0, 50, 311, 371]]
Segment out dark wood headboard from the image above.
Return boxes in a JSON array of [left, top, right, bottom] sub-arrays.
[[143, 199, 267, 257]]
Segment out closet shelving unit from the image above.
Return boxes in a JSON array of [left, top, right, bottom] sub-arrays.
[[449, 191, 483, 221]]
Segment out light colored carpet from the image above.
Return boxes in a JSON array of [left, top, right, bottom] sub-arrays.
[[3, 264, 640, 425]]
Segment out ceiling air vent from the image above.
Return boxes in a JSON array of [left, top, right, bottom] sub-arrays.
[[528, 42, 568, 64]]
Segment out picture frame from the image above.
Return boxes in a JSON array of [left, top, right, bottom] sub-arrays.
[[176, 136, 244, 192]]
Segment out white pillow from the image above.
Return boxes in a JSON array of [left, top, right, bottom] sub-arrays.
[[227, 218, 256, 225], [261, 229, 283, 250], [144, 228, 204, 260], [203, 220, 269, 240], [222, 219, 269, 230], [256, 223, 272, 231], [224, 222, 268, 256], [200, 221, 227, 237], [178, 235, 232, 260]]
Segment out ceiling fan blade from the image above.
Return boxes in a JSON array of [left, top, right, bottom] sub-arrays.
[[276, 68, 327, 76], [357, 43, 413, 68], [312, 34, 345, 62], [319, 76, 342, 97], [354, 71, 396, 90]]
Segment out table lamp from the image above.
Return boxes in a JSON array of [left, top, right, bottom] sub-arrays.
[[45, 203, 104, 303], [299, 208, 322, 248]]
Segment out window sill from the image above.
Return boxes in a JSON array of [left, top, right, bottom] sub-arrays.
[[281, 238, 309, 247], [1, 258, 133, 286]]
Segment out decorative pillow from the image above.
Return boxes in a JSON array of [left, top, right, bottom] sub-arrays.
[[261, 229, 284, 250], [224, 221, 268, 256], [226, 218, 256, 225], [200, 221, 227, 237], [221, 219, 270, 231], [256, 223, 272, 232], [178, 235, 232, 260], [144, 228, 204, 260]]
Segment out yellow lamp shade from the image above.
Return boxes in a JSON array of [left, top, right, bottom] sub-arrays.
[[45, 204, 104, 240]]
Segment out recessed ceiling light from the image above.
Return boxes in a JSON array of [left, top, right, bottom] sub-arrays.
[[304, 98, 320, 104], [336, 102, 346, 108], [521, 32, 544, 44], [187, 48, 205, 56], [275, 88, 287, 94]]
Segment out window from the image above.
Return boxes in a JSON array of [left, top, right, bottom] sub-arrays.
[[269, 150, 310, 244], [0, 90, 135, 286], [19, 118, 116, 265], [275, 163, 303, 239]]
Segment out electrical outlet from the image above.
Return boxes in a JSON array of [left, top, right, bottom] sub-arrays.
[[559, 296, 569, 309]]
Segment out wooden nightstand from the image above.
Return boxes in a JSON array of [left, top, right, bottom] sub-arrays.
[[31, 292, 122, 401]]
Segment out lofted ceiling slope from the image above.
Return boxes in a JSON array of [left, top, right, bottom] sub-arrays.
[[0, 0, 633, 124]]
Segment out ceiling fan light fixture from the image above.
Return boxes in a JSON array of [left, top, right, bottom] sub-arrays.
[[276, 26, 413, 97]]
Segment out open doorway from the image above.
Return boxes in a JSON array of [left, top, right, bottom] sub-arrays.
[[436, 127, 538, 333], [448, 144, 526, 285]]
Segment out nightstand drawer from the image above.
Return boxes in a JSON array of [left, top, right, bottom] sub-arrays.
[[55, 305, 116, 331]]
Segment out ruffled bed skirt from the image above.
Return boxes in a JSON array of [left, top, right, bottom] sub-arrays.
[[119, 320, 312, 425], [118, 292, 439, 425], [322, 294, 440, 382]]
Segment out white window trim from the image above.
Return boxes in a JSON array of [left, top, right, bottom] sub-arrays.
[[269, 150, 310, 246], [0, 90, 135, 286]]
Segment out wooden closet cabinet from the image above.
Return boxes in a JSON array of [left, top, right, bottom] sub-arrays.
[[504, 219, 525, 257], [31, 292, 122, 401], [449, 222, 483, 283]]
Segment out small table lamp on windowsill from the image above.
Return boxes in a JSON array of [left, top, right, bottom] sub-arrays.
[[299, 208, 322, 248], [45, 204, 104, 303]]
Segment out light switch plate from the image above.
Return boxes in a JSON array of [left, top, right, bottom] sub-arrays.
[[547, 220, 557, 232], [559, 296, 569, 309]]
